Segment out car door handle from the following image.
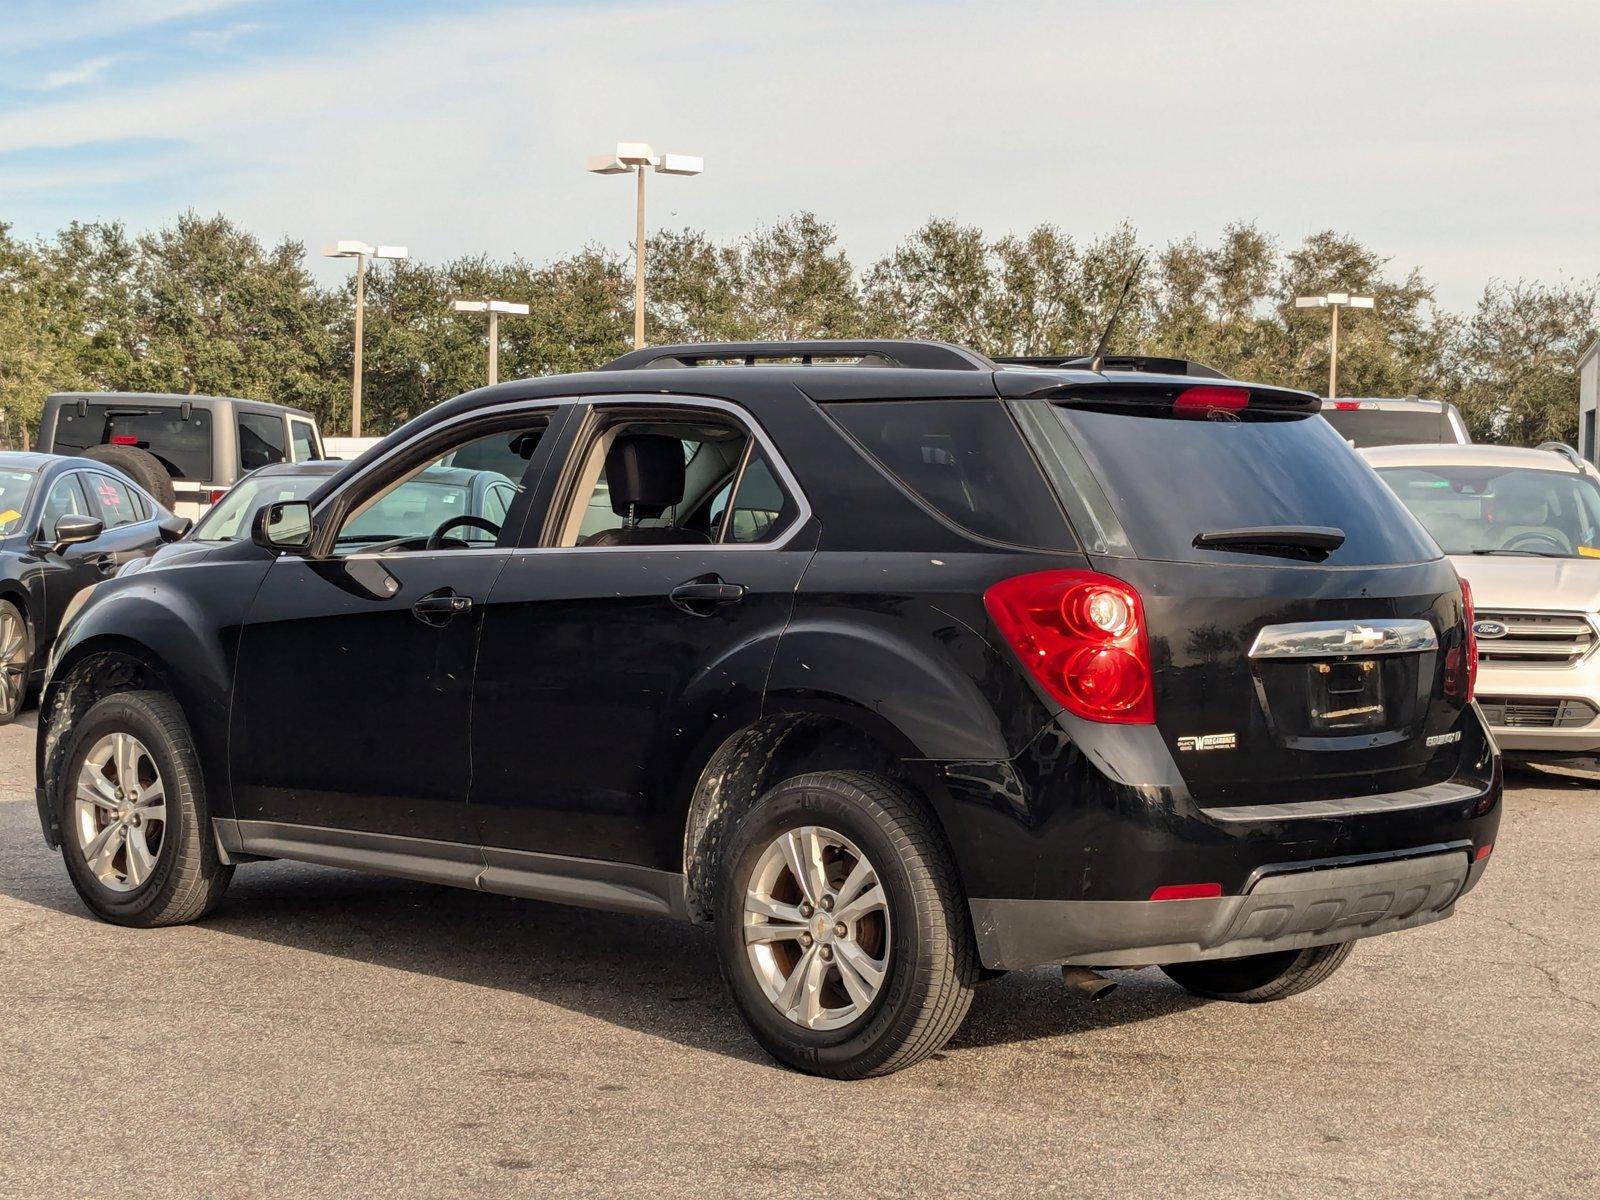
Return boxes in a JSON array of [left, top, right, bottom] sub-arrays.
[[669, 576, 746, 615], [411, 588, 473, 626]]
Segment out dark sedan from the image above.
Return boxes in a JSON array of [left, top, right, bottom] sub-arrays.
[[0, 451, 184, 722]]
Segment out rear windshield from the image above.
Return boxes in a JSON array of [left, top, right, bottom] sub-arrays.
[[52, 404, 214, 480], [1321, 406, 1446, 448], [1018, 400, 1438, 566], [824, 399, 1073, 549]]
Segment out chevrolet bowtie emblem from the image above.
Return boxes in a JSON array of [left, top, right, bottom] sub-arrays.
[[1341, 625, 1388, 650]]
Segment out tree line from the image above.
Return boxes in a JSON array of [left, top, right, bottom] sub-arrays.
[[2, 211, 1595, 446]]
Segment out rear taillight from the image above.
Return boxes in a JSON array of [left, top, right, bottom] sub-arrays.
[[1444, 577, 1477, 702], [1174, 386, 1250, 416], [207, 488, 228, 505], [111, 434, 139, 445], [983, 569, 1155, 724], [1333, 400, 1364, 410]]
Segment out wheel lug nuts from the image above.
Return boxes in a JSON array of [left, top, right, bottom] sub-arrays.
[[834, 922, 847, 937], [820, 895, 834, 911], [799, 903, 814, 918], [801, 933, 814, 947], [820, 946, 833, 962]]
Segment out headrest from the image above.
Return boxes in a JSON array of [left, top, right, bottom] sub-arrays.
[[605, 433, 685, 519]]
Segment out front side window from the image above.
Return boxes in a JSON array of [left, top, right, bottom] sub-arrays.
[[289, 420, 319, 462], [88, 473, 139, 529], [39, 472, 88, 535], [238, 412, 288, 472], [555, 409, 796, 548], [329, 420, 548, 555], [1376, 464, 1600, 558]]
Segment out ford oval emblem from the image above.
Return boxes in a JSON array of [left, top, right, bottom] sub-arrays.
[[1474, 620, 1509, 639]]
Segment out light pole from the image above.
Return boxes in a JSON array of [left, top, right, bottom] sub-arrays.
[[1294, 290, 1375, 399], [452, 298, 530, 386], [586, 142, 704, 349], [323, 240, 409, 437]]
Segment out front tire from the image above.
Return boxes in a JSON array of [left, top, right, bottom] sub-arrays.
[[56, 690, 232, 926], [714, 771, 977, 1078], [1161, 942, 1355, 1002], [0, 599, 30, 724]]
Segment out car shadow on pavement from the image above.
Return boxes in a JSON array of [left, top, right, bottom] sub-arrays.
[[10, 852, 1210, 1067]]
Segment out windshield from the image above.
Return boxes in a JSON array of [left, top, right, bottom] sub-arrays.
[[0, 469, 37, 536], [194, 473, 324, 542], [1375, 464, 1600, 558], [1320, 407, 1447, 448]]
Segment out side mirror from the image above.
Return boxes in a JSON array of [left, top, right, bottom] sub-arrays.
[[251, 500, 313, 553], [157, 515, 192, 543], [51, 514, 104, 555]]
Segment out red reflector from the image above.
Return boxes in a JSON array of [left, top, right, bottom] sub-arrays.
[[1150, 883, 1223, 901], [207, 489, 228, 505], [1174, 386, 1250, 414], [1333, 400, 1363, 410], [984, 569, 1155, 724], [1474, 843, 1493, 862], [111, 435, 139, 445]]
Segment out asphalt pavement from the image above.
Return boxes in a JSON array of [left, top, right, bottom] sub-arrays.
[[1, 711, 1595, 1198]]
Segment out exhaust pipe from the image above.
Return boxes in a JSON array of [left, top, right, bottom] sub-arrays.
[[1060, 965, 1118, 1001]]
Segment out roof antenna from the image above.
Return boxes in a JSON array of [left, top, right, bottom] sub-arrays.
[[1088, 255, 1146, 374]]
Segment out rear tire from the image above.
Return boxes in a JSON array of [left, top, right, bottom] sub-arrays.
[[56, 690, 232, 927], [1161, 941, 1354, 1002], [80, 444, 177, 511], [714, 770, 977, 1078]]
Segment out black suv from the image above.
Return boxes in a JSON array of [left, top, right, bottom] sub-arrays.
[[36, 340, 1501, 1079]]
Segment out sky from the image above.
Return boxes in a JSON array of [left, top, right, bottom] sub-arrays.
[[1, 0, 1597, 311]]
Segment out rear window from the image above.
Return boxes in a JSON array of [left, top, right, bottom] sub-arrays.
[[53, 404, 214, 480], [1017, 400, 1438, 566], [1321, 406, 1446, 447], [825, 399, 1073, 549]]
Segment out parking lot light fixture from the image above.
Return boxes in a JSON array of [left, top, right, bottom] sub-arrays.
[[586, 142, 704, 350], [323, 241, 410, 437], [451, 298, 531, 386], [1294, 291, 1376, 399]]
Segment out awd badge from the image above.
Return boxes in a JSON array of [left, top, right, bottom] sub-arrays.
[[1178, 733, 1237, 752]]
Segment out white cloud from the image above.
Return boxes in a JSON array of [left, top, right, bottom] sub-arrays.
[[6, 0, 255, 51], [1, 0, 1596, 310], [37, 55, 122, 91], [187, 20, 263, 48]]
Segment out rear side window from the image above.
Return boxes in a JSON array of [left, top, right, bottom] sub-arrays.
[[825, 400, 1073, 549], [1018, 401, 1438, 566], [53, 404, 213, 481], [88, 472, 140, 529], [289, 419, 319, 462], [238, 412, 288, 472]]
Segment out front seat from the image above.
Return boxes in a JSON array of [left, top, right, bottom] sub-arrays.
[[581, 433, 712, 546]]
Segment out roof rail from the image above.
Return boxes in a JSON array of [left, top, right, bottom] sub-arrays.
[[992, 354, 1229, 379], [597, 339, 997, 372], [1536, 441, 1586, 468]]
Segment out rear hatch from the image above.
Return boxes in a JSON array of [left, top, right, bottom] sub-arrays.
[[1006, 378, 1473, 805]]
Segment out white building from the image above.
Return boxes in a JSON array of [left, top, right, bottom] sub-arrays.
[[1581, 336, 1600, 464]]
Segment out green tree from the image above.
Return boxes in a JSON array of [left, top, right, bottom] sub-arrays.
[[736, 213, 862, 340], [862, 218, 993, 347]]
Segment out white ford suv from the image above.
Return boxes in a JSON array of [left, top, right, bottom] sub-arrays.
[[1364, 441, 1600, 761]]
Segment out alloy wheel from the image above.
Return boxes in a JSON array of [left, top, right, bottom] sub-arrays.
[[0, 607, 26, 719], [73, 732, 167, 892], [742, 825, 892, 1031]]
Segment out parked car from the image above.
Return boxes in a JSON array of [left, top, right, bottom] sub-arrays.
[[36, 392, 326, 521], [1320, 396, 1471, 447], [1364, 440, 1600, 760], [36, 339, 1500, 1079], [0, 451, 183, 723]]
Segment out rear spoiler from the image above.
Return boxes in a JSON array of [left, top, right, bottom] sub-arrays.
[[995, 374, 1320, 414], [993, 354, 1229, 379]]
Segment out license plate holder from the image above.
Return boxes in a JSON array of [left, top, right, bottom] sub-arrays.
[[1308, 659, 1386, 733]]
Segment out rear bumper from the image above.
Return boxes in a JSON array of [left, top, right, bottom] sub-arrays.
[[970, 846, 1486, 970]]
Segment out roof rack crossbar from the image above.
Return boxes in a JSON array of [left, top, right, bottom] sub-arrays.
[[598, 340, 997, 372], [1536, 441, 1585, 467]]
